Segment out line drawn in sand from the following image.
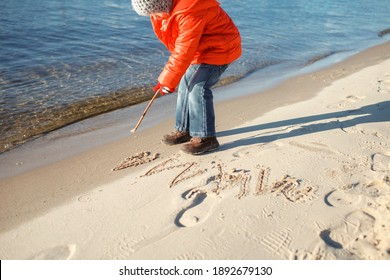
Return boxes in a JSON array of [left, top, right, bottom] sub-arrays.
[[112, 152, 159, 171], [237, 173, 251, 200], [270, 175, 318, 203], [253, 166, 317, 203], [141, 156, 317, 203], [211, 164, 251, 199], [142, 158, 179, 177], [169, 162, 206, 188], [254, 166, 271, 196], [142, 157, 206, 188]]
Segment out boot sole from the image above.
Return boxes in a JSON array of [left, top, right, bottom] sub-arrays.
[[180, 145, 219, 155]]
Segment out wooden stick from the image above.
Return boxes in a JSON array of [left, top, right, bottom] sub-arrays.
[[131, 89, 160, 133]]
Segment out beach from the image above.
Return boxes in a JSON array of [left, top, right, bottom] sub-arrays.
[[0, 41, 389, 260]]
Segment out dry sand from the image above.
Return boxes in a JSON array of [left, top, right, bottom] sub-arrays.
[[0, 42, 389, 260]]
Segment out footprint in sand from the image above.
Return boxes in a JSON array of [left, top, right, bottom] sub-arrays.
[[290, 245, 338, 260], [377, 75, 390, 94], [371, 153, 390, 172], [30, 244, 77, 260], [232, 143, 283, 159], [324, 189, 364, 208], [175, 252, 205, 260], [175, 190, 218, 228], [327, 95, 366, 110], [77, 194, 92, 203], [288, 141, 337, 155], [341, 179, 390, 199], [260, 228, 293, 258], [319, 229, 343, 249], [321, 210, 384, 259], [325, 177, 390, 208]]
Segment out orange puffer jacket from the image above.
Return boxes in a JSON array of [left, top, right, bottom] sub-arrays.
[[151, 0, 242, 90]]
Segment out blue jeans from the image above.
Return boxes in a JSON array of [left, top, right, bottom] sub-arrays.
[[175, 64, 228, 137]]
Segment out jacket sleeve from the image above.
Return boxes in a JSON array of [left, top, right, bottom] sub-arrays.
[[158, 11, 207, 90]]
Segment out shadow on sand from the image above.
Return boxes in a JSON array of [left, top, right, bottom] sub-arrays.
[[218, 101, 390, 151]]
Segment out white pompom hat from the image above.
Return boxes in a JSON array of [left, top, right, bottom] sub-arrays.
[[131, 0, 173, 16]]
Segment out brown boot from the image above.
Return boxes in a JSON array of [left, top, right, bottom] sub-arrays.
[[181, 137, 220, 155], [162, 130, 192, 145]]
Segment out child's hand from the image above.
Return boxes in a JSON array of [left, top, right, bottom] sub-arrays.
[[153, 83, 175, 95]]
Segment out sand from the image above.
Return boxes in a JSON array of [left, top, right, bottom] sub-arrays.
[[0, 41, 389, 260]]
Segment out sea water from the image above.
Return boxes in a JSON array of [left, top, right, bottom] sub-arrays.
[[1, 0, 389, 152]]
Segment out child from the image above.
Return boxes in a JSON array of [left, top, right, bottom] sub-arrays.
[[131, 0, 241, 154]]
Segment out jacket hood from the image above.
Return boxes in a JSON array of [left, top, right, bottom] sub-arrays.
[[171, 0, 220, 16]]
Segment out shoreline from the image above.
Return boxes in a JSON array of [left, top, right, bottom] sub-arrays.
[[0, 41, 389, 260]]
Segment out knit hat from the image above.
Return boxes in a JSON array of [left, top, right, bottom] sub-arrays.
[[131, 0, 173, 16]]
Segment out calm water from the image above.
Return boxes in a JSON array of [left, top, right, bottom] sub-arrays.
[[1, 0, 390, 152]]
